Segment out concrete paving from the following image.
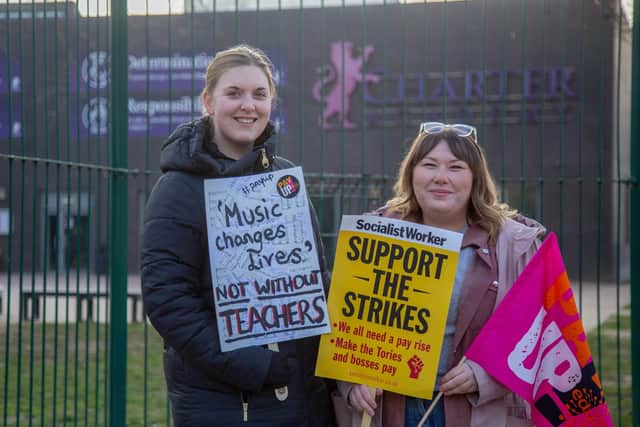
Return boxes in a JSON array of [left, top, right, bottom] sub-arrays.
[[0, 272, 144, 324], [0, 273, 632, 331], [574, 281, 631, 332]]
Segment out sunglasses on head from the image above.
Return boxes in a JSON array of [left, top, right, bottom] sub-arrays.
[[419, 122, 477, 139]]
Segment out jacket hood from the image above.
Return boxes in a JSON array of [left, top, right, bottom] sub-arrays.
[[159, 116, 277, 178], [498, 213, 546, 258]]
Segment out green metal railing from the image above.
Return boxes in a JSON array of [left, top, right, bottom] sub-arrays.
[[109, 0, 128, 425], [0, 1, 637, 426], [630, 2, 639, 426]]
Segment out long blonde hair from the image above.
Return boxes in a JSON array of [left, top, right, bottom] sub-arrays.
[[386, 129, 516, 242], [200, 44, 277, 114]]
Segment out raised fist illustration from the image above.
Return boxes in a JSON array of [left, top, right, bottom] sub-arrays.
[[407, 355, 424, 379]]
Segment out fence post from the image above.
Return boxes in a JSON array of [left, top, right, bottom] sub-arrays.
[[631, 1, 639, 426], [109, 0, 128, 425]]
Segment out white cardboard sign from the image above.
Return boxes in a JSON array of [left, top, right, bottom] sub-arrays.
[[204, 167, 330, 351]]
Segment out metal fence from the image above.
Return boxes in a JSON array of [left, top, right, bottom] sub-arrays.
[[0, 0, 637, 426]]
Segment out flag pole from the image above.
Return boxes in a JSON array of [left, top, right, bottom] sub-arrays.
[[416, 356, 467, 427], [416, 391, 442, 427]]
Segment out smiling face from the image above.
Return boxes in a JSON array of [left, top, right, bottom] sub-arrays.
[[412, 139, 473, 230], [203, 65, 272, 159]]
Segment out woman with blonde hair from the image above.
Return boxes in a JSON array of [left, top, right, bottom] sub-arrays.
[[141, 44, 335, 427], [337, 123, 545, 427]]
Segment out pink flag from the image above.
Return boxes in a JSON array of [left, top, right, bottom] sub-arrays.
[[466, 232, 613, 427]]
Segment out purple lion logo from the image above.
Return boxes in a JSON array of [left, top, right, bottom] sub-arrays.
[[312, 41, 380, 129]]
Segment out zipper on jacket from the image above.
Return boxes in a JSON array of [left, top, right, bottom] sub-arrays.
[[241, 393, 248, 422], [260, 148, 269, 169]]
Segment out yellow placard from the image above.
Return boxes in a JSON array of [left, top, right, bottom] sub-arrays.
[[316, 215, 462, 399]]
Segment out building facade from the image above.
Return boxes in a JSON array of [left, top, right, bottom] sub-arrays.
[[0, 0, 632, 281]]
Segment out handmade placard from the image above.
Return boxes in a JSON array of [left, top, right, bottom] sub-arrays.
[[204, 167, 330, 352]]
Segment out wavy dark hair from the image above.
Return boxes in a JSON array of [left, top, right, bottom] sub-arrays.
[[386, 129, 516, 242]]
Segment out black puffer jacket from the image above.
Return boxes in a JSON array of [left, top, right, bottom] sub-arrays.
[[141, 117, 335, 427]]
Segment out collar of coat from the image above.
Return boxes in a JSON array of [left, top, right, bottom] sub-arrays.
[[159, 116, 277, 178]]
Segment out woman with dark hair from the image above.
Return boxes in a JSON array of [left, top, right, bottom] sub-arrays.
[[337, 123, 545, 427], [141, 44, 334, 427]]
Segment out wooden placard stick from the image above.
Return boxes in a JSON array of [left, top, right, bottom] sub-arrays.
[[360, 386, 377, 427]]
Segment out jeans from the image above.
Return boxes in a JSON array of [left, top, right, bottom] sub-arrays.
[[404, 396, 445, 427]]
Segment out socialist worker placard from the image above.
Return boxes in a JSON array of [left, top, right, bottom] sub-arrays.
[[316, 215, 462, 399], [204, 167, 330, 352]]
